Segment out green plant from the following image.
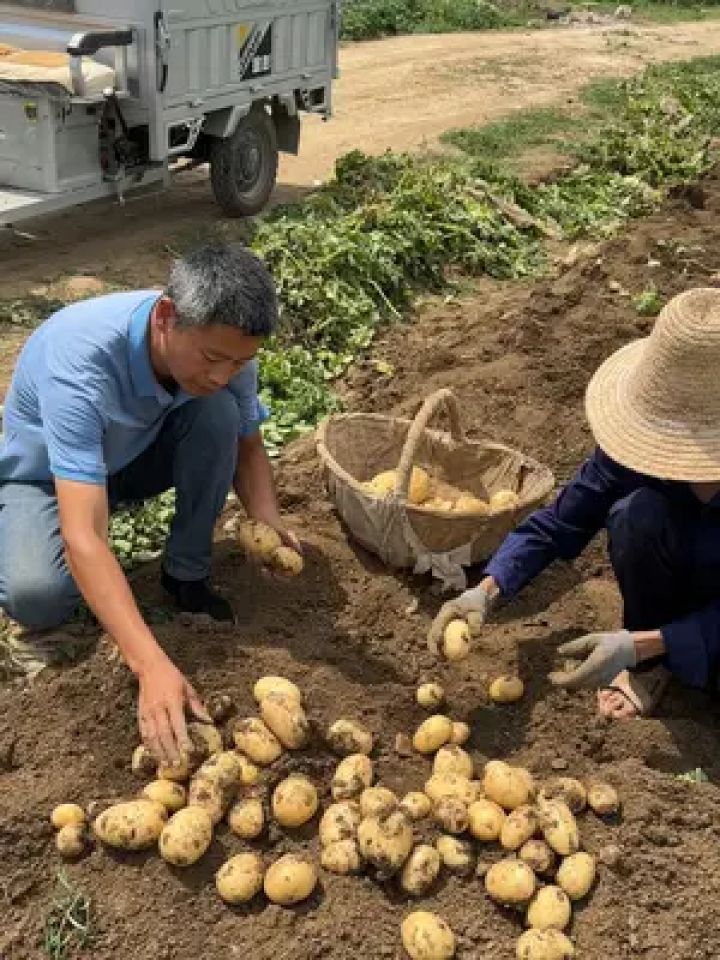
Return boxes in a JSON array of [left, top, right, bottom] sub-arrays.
[[43, 871, 93, 960], [633, 286, 664, 316]]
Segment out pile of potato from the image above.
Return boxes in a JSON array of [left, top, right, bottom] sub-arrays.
[[362, 465, 520, 515], [233, 518, 304, 575], [50, 672, 619, 959]]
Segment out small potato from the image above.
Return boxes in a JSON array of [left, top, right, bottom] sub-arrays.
[[401, 911, 456, 960], [237, 518, 282, 559], [51, 803, 86, 830], [468, 799, 506, 842], [450, 722, 471, 746], [319, 801, 362, 846], [433, 797, 469, 835], [216, 852, 264, 904], [327, 718, 374, 756], [537, 799, 580, 857], [433, 745, 474, 780], [157, 755, 192, 782], [489, 675, 525, 704], [264, 854, 318, 905], [556, 852, 596, 901], [232, 718, 283, 766], [56, 824, 87, 859], [187, 722, 223, 758], [188, 776, 234, 825], [417, 682, 445, 710], [358, 810, 414, 876], [424, 774, 476, 806], [360, 786, 398, 819], [207, 693, 236, 724], [485, 858, 537, 907], [516, 929, 575, 959], [270, 545, 304, 575], [253, 675, 302, 705], [436, 835, 475, 876], [321, 839, 363, 875], [228, 798, 265, 839], [332, 754, 374, 800], [483, 760, 536, 810], [538, 778, 587, 815], [454, 494, 491, 515], [501, 805, 539, 851], [131, 744, 157, 777], [400, 844, 441, 895], [142, 780, 187, 814], [519, 840, 557, 877], [527, 886, 572, 931], [586, 780, 620, 816], [260, 692, 310, 750], [93, 799, 167, 851], [413, 715, 453, 754], [159, 806, 213, 867], [237, 755, 261, 787], [272, 775, 319, 828], [490, 489, 520, 512], [443, 620, 471, 661], [400, 792, 432, 822]]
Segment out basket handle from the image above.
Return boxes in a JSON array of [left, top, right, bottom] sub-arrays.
[[395, 388, 466, 499]]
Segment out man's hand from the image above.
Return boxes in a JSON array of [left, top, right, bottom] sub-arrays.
[[427, 579, 498, 654], [548, 630, 637, 690], [137, 651, 212, 764]]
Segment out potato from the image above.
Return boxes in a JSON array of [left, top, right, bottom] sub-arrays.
[[490, 489, 520, 512], [501, 805, 539, 851], [537, 799, 580, 857], [401, 844, 441, 895], [433, 745, 474, 780], [157, 755, 192, 782], [401, 911, 456, 960], [586, 780, 620, 816], [51, 803, 86, 830], [468, 799, 506, 842], [264, 854, 318, 905], [260, 692, 310, 750], [272, 775, 318, 828], [450, 722, 471, 746], [483, 761, 536, 810], [188, 776, 234, 825], [453, 494, 491, 515], [400, 792, 432, 822], [556, 852, 596, 901], [436, 835, 475, 876], [93, 799, 167, 851], [360, 786, 398, 819], [516, 929, 575, 959], [228, 797, 265, 839], [159, 805, 213, 866], [527, 886, 572, 931], [237, 518, 282, 558], [519, 840, 557, 877], [443, 620, 471, 662], [131, 744, 157, 777], [433, 797, 469, 835], [489, 675, 525, 704], [142, 780, 187, 814], [369, 466, 430, 505], [319, 801, 362, 846], [327, 718, 374, 756], [253, 675, 302, 705], [238, 755, 261, 787], [538, 778, 587, 815], [424, 774, 476, 806], [417, 682, 445, 709], [216, 852, 264, 904], [56, 824, 87, 859], [207, 693, 235, 725], [187, 721, 223, 758], [357, 809, 414, 876], [413, 715, 453, 754], [332, 754, 373, 800], [485, 858, 537, 906], [232, 718, 283, 766], [196, 751, 244, 789], [271, 545, 304, 575], [321, 838, 363, 875]]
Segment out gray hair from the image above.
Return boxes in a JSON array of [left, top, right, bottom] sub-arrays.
[[167, 243, 278, 336]]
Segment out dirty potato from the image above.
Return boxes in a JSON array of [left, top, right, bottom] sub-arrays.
[[227, 797, 265, 840], [237, 518, 282, 559], [433, 745, 474, 780], [433, 797, 469, 835], [55, 824, 87, 859], [188, 776, 233, 826], [327, 718, 374, 756], [485, 858, 537, 907], [424, 773, 476, 806], [500, 805, 539, 851], [260, 692, 310, 750], [435, 835, 475, 876], [413, 715, 453, 754], [264, 854, 317, 905], [401, 911, 456, 960], [526, 886, 572, 931], [321, 839, 363, 875], [272, 775, 319, 828], [253, 675, 302, 705], [319, 801, 362, 846], [538, 778, 587, 815], [489, 676, 525, 704], [400, 845, 442, 895], [357, 809, 414, 876], [270, 545, 304, 575], [483, 760, 536, 810], [142, 780, 187, 814], [443, 620, 471, 661], [449, 722, 471, 746], [400, 792, 432, 822], [586, 780, 620, 816], [232, 718, 283, 766], [519, 839, 557, 877], [537, 799, 580, 856], [159, 806, 213, 867], [93, 799, 167, 851], [556, 852, 596, 900], [215, 852, 264, 904], [416, 682, 445, 709], [51, 803, 86, 830], [516, 928, 575, 959], [360, 786, 398, 819], [467, 799, 506, 842], [331, 754, 374, 800]]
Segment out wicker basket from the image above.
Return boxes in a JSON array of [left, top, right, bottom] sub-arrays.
[[316, 388, 555, 588]]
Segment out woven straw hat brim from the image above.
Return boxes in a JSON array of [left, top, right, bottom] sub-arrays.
[[586, 338, 720, 482]]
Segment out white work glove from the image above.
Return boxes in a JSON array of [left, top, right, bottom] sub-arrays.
[[427, 584, 495, 655], [548, 631, 637, 690]]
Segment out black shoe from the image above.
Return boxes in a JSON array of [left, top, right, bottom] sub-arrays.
[[161, 570, 235, 622]]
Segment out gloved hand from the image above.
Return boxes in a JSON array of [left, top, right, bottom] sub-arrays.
[[427, 584, 495, 654], [548, 630, 637, 690]]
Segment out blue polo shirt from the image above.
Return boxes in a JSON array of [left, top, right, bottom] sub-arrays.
[[0, 290, 267, 487]]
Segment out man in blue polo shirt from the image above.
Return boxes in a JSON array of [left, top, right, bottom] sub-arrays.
[[0, 242, 296, 763]]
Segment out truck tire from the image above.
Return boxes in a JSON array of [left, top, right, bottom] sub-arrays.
[[210, 107, 278, 217]]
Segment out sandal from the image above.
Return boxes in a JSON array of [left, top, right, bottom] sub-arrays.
[[598, 664, 670, 719]]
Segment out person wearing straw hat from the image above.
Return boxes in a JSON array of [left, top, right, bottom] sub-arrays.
[[429, 287, 720, 719]]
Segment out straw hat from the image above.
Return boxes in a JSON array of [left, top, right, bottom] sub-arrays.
[[585, 287, 720, 482]]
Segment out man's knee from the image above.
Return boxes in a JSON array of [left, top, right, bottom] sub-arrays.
[[607, 487, 674, 561], [177, 392, 240, 450], [3, 569, 79, 629]]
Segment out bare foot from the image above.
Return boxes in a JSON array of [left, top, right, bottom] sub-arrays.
[[597, 666, 670, 719]]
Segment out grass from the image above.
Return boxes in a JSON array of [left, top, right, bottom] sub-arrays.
[[43, 871, 93, 960], [442, 107, 576, 164]]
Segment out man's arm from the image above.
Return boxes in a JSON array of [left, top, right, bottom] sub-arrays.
[[233, 431, 300, 551]]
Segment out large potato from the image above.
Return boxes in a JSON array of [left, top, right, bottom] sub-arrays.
[[433, 797, 468, 835], [159, 806, 213, 866], [416, 682, 445, 710], [196, 751, 244, 789], [232, 718, 283, 766], [270, 545, 304, 575], [519, 839, 557, 877], [188, 776, 233, 825], [327, 718, 374, 756], [260, 692, 310, 750], [483, 761, 536, 810], [56, 824, 87, 859], [368, 467, 430, 505], [424, 773, 476, 806], [187, 722, 223, 758], [485, 858, 537, 906], [400, 845, 441, 896], [228, 797, 265, 839], [443, 620, 471, 661], [319, 801, 362, 846], [586, 780, 620, 816], [264, 854, 318, 905], [556, 852, 596, 900], [272, 775, 318, 827], [401, 911, 456, 960], [400, 792, 432, 822], [357, 810, 414, 876], [51, 803, 86, 830], [253, 675, 302, 705], [538, 799, 580, 856], [360, 786, 398, 819], [538, 778, 587, 815], [500, 805, 538, 851], [516, 929, 575, 959], [433, 746, 474, 780], [526, 886, 572, 931], [450, 722, 471, 746], [489, 676, 525, 704], [467, 799, 506, 842], [93, 799, 167, 851], [142, 780, 187, 814], [237, 518, 282, 559], [435, 835, 475, 876], [413, 715, 453, 754], [332, 754, 374, 800], [216, 852, 264, 904], [321, 839, 363, 875]]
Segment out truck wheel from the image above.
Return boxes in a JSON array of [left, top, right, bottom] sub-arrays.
[[210, 108, 278, 217]]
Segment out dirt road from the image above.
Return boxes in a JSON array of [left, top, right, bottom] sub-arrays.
[[2, 19, 720, 296]]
